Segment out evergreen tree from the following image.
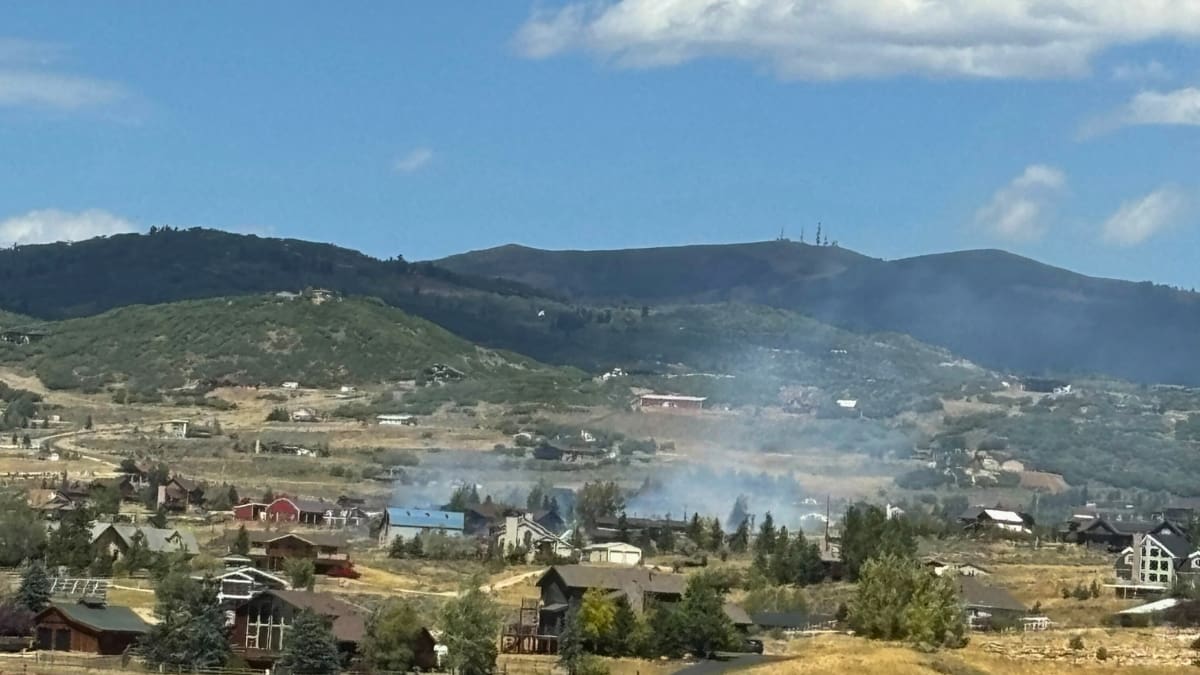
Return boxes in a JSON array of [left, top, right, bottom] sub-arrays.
[[284, 558, 315, 591], [849, 553, 962, 647], [84, 415, 93, 431], [678, 573, 735, 656], [17, 560, 50, 613], [278, 609, 341, 674], [558, 603, 585, 674], [232, 525, 250, 556], [609, 594, 637, 657], [45, 507, 94, 572], [440, 580, 503, 675], [729, 519, 750, 554], [578, 588, 616, 653], [754, 512, 776, 555], [115, 530, 154, 575], [148, 506, 168, 529], [408, 533, 424, 558], [841, 504, 916, 581], [388, 535, 407, 559], [657, 524, 675, 553], [140, 574, 231, 669], [707, 518, 724, 552]]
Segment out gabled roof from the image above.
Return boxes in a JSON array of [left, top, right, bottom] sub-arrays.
[[201, 566, 290, 588], [265, 590, 364, 643], [289, 497, 337, 514], [38, 601, 149, 634], [168, 476, 200, 493], [245, 530, 347, 548], [981, 509, 1026, 524], [1146, 532, 1194, 559], [539, 565, 686, 597], [385, 507, 465, 531], [957, 577, 1026, 613], [91, 524, 199, 554]]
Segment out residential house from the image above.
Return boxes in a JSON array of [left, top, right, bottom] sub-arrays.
[[498, 515, 576, 561], [289, 408, 318, 423], [325, 503, 368, 529], [589, 514, 689, 544], [531, 509, 567, 535], [529, 565, 747, 652], [34, 601, 149, 654], [90, 524, 199, 559], [233, 500, 270, 522], [116, 460, 155, 490], [163, 419, 190, 439], [583, 542, 641, 566], [1153, 498, 1200, 526], [957, 576, 1029, 630], [27, 489, 80, 520], [638, 394, 706, 411], [199, 566, 290, 604], [1075, 518, 1184, 551], [464, 502, 519, 537], [749, 611, 837, 633], [1113, 532, 1198, 595], [157, 476, 204, 512], [379, 507, 465, 547], [230, 590, 367, 668], [377, 414, 417, 426], [923, 558, 991, 577], [244, 530, 351, 575], [265, 496, 338, 526], [958, 507, 1035, 535]]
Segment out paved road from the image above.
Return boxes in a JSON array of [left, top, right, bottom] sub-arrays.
[[671, 654, 791, 674]]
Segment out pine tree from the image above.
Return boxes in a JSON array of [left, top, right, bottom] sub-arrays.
[[657, 524, 675, 553], [558, 603, 585, 674], [609, 594, 637, 657], [388, 535, 407, 559], [755, 512, 776, 555], [278, 609, 341, 674], [707, 518, 725, 552], [284, 558, 315, 591], [17, 560, 50, 613], [408, 533, 424, 558], [232, 525, 250, 556], [140, 574, 231, 669], [363, 599, 424, 672], [730, 519, 750, 554], [678, 573, 735, 656]]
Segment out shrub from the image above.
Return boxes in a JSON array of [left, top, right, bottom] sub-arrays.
[[1095, 647, 1108, 661], [1068, 635, 1084, 651]]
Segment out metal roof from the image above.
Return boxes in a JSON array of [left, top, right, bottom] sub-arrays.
[[40, 602, 149, 634], [385, 507, 465, 531]]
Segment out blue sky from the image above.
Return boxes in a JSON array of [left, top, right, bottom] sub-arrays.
[[3, 2, 1200, 286]]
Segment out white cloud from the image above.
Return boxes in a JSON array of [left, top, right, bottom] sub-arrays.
[[393, 147, 434, 174], [1100, 187, 1187, 246], [515, 1, 1200, 80], [1111, 60, 1171, 82], [0, 38, 125, 111], [1083, 87, 1200, 136], [0, 209, 137, 247], [975, 165, 1066, 242]]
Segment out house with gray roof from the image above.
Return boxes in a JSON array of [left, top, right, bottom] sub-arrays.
[[91, 523, 198, 559], [958, 576, 1028, 630]]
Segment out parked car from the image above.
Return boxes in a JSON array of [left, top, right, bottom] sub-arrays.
[[741, 638, 764, 654], [327, 565, 361, 579]]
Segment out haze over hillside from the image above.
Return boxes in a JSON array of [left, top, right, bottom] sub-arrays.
[[438, 241, 1200, 385]]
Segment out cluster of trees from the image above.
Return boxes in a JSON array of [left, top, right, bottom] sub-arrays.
[[387, 532, 479, 562], [559, 573, 737, 674], [749, 514, 825, 586], [0, 381, 41, 431], [849, 553, 966, 648]]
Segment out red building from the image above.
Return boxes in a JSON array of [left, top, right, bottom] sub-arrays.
[[233, 500, 269, 521], [264, 497, 334, 525]]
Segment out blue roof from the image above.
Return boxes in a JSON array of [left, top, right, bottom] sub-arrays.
[[386, 507, 465, 530]]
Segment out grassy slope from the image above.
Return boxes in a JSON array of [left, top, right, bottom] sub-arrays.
[[5, 294, 568, 391]]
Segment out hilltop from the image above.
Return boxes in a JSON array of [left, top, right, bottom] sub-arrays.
[[437, 241, 1200, 385], [0, 293, 566, 392]]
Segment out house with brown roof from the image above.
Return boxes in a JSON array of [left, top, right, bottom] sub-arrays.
[[34, 600, 149, 655], [230, 590, 371, 668], [957, 576, 1028, 630], [243, 530, 351, 575], [158, 476, 204, 512]]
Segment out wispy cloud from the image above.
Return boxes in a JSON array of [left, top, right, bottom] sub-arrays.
[[975, 165, 1066, 242], [393, 147, 434, 174], [0, 208, 137, 247], [0, 37, 126, 111], [1082, 87, 1200, 137], [515, 1, 1200, 80], [1111, 60, 1171, 82], [1100, 187, 1187, 247]]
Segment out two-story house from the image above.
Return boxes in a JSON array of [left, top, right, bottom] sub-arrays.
[[1114, 531, 1197, 595], [243, 531, 350, 575]]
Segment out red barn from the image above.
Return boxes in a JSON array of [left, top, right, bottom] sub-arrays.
[[234, 501, 269, 521], [265, 497, 333, 525]]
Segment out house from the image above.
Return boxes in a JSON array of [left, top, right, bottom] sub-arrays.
[[499, 515, 576, 562], [281, 382, 300, 390], [583, 542, 642, 566], [464, 502, 520, 537], [157, 476, 204, 511], [289, 408, 318, 423], [233, 500, 270, 521], [1153, 498, 1200, 525], [1113, 531, 1197, 595], [749, 611, 837, 633], [244, 530, 350, 575], [958, 577, 1028, 630], [638, 394, 706, 411], [230, 590, 367, 667], [91, 524, 199, 559], [34, 601, 149, 654], [265, 496, 338, 525], [1075, 518, 1184, 551], [27, 489, 80, 520], [199, 566, 290, 604], [531, 509, 567, 535], [835, 399, 858, 409], [529, 565, 748, 653], [377, 414, 418, 427], [163, 419, 190, 439], [378, 508, 465, 547], [923, 558, 991, 577], [958, 507, 1035, 535], [589, 514, 690, 544], [326, 503, 368, 529]]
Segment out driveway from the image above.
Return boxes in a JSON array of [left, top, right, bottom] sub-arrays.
[[672, 654, 791, 674]]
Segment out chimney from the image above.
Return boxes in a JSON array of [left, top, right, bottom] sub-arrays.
[[1131, 532, 1144, 583]]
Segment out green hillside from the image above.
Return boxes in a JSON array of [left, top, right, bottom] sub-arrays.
[[438, 240, 1200, 385], [0, 293, 570, 392]]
